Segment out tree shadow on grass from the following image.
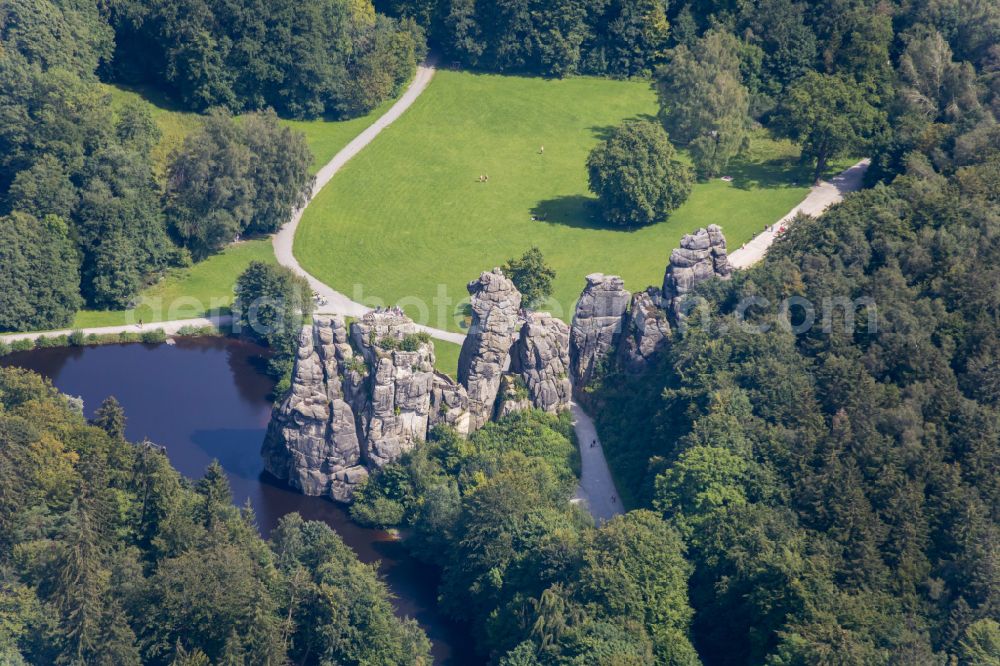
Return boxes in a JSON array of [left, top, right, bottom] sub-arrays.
[[588, 113, 659, 141], [723, 155, 811, 190], [530, 195, 640, 232]]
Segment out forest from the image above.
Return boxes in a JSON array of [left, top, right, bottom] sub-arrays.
[[587, 24, 1000, 664], [0, 369, 429, 664], [1, 0, 998, 664], [0, 0, 422, 331]]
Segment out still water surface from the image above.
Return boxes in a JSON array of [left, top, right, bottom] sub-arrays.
[[1, 337, 478, 665]]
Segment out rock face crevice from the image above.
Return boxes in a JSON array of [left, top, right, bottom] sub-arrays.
[[568, 273, 631, 387], [457, 268, 522, 430]]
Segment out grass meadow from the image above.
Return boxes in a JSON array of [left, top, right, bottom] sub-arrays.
[[295, 70, 839, 332]]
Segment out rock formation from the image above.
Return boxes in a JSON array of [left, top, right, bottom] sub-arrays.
[[457, 268, 522, 429], [263, 310, 443, 502], [264, 233, 748, 502], [496, 373, 532, 419], [261, 316, 366, 502], [618, 287, 671, 374], [662, 224, 732, 321], [429, 373, 471, 436], [569, 273, 631, 387], [511, 312, 572, 413], [350, 310, 436, 468]]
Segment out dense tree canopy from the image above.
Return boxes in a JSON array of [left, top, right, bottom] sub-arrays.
[[351, 411, 700, 663], [587, 120, 693, 227], [0, 212, 82, 331], [772, 70, 883, 182], [233, 261, 313, 387], [0, 367, 430, 664], [110, 0, 425, 118], [0, 0, 113, 78], [164, 111, 312, 258], [591, 113, 1000, 664], [379, 0, 672, 77], [655, 29, 752, 177]]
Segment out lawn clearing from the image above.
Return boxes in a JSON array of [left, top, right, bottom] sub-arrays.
[[76, 87, 402, 329], [295, 70, 838, 333], [72, 239, 276, 329], [433, 339, 462, 379]]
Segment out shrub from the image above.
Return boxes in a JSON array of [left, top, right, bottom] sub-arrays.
[[141, 329, 168, 344], [346, 356, 368, 376], [35, 335, 68, 348], [350, 495, 406, 528], [400, 332, 431, 351], [68, 330, 86, 346], [378, 336, 401, 351], [503, 248, 555, 307]]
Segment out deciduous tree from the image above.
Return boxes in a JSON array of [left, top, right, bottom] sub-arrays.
[[587, 120, 693, 226]]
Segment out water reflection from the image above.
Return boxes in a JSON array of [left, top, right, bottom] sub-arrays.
[[1, 338, 478, 665]]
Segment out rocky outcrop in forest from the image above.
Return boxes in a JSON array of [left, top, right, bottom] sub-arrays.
[[569, 225, 734, 384], [266, 226, 734, 502], [265, 269, 575, 503], [262, 316, 366, 502], [568, 274, 631, 386], [264, 311, 448, 501], [457, 268, 523, 430], [662, 224, 732, 320]]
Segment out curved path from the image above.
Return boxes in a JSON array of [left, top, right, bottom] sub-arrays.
[[271, 61, 466, 344], [728, 159, 869, 268], [2, 60, 870, 523]]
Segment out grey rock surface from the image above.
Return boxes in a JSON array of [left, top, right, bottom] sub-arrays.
[[569, 273, 631, 387], [331, 465, 369, 503], [430, 373, 471, 436], [619, 287, 671, 373], [351, 310, 436, 467], [261, 317, 362, 501], [457, 268, 522, 430], [511, 312, 571, 413], [662, 224, 732, 321]]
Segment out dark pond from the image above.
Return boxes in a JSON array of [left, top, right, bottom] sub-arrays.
[[1, 337, 479, 665]]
